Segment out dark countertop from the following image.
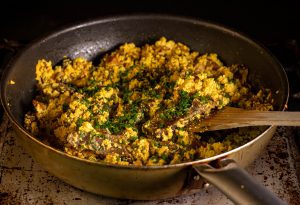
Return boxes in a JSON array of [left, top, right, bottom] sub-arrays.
[[1, 1, 300, 44]]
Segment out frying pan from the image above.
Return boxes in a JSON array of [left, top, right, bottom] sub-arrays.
[[0, 14, 289, 204]]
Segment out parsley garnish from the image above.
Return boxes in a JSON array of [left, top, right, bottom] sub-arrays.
[[62, 103, 69, 112], [160, 90, 195, 120], [76, 118, 84, 128]]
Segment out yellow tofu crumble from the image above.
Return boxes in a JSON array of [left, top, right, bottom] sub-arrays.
[[24, 37, 274, 166]]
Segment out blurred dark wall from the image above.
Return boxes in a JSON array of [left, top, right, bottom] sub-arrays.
[[1, 1, 299, 44]]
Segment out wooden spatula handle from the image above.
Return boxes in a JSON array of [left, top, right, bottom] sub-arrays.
[[191, 107, 300, 132]]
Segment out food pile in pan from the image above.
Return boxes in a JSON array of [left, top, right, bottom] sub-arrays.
[[24, 37, 273, 165]]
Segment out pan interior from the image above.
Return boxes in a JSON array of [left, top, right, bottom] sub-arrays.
[[1, 15, 289, 163]]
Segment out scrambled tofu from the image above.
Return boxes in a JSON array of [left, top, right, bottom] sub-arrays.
[[24, 37, 274, 166]]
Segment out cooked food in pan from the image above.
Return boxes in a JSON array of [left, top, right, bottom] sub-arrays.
[[24, 37, 273, 165]]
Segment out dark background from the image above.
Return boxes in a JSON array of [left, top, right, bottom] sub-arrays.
[[0, 1, 300, 44]]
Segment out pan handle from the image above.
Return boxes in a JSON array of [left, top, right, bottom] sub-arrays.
[[193, 159, 287, 205]]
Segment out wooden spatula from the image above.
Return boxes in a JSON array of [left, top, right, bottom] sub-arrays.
[[189, 107, 300, 132]]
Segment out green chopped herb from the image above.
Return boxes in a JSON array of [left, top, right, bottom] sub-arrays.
[[62, 103, 69, 112], [161, 154, 169, 161], [150, 155, 159, 163], [199, 95, 209, 104], [160, 90, 195, 120], [159, 122, 165, 128], [76, 118, 84, 128], [165, 81, 175, 89], [80, 98, 91, 107], [129, 136, 138, 142]]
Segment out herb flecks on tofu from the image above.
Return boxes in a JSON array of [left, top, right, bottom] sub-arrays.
[[24, 37, 274, 166]]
